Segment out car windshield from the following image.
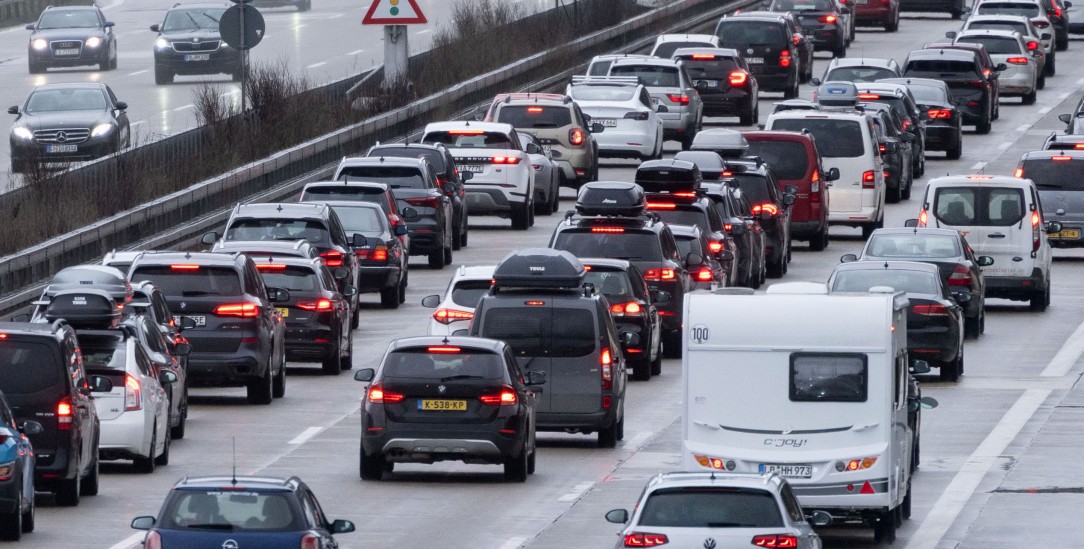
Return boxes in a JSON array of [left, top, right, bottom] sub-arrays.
[[933, 187, 1026, 226], [584, 270, 634, 300], [382, 349, 504, 379], [744, 140, 808, 180], [825, 66, 897, 82], [1020, 158, 1084, 189], [225, 219, 331, 246], [450, 280, 492, 308], [0, 340, 62, 395], [681, 57, 742, 78], [37, 9, 100, 29], [26, 88, 107, 114], [905, 59, 981, 77], [131, 266, 243, 297], [769, 118, 864, 158], [639, 488, 784, 528], [336, 166, 427, 190], [610, 65, 680, 87], [552, 231, 664, 261], [423, 131, 514, 149], [865, 233, 961, 258], [831, 270, 941, 294], [158, 490, 303, 531], [162, 8, 224, 31], [257, 266, 320, 292], [773, 0, 836, 10], [718, 21, 786, 46], [570, 85, 638, 102], [977, 3, 1041, 16], [330, 204, 387, 235], [968, 21, 1028, 34], [653, 41, 715, 58], [957, 36, 1021, 54], [496, 105, 573, 129]]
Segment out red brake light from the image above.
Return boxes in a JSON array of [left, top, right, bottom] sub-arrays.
[[696, 266, 714, 282], [862, 170, 876, 188], [591, 226, 625, 233], [928, 108, 951, 119], [912, 304, 948, 316], [646, 201, 677, 210], [947, 265, 971, 287], [214, 303, 259, 317], [879, 144, 887, 154], [427, 346, 462, 353], [778, 50, 791, 68], [666, 94, 690, 106], [480, 385, 517, 405], [255, 264, 287, 271], [371, 246, 388, 262], [1032, 210, 1042, 252], [405, 196, 440, 208], [320, 250, 344, 267], [625, 111, 650, 120], [170, 264, 200, 271], [527, 106, 544, 113], [1027, 40, 1039, 50], [433, 308, 474, 324], [1006, 56, 1030, 65], [569, 128, 586, 146], [1032, 18, 1050, 28], [368, 383, 405, 403], [858, 93, 880, 100], [491, 155, 522, 164], [751, 203, 779, 216], [600, 347, 613, 389], [0, 333, 6, 340], [301, 533, 320, 549], [610, 302, 644, 316], [643, 268, 676, 281], [297, 299, 334, 311], [819, 14, 837, 23], [125, 374, 142, 411], [1055, 6, 1063, 17], [708, 240, 723, 253], [728, 70, 748, 86], [448, 129, 484, 135], [624, 533, 669, 546], [57, 397, 73, 430], [691, 53, 716, 60], [1075, 144, 1084, 150], [1051, 155, 1072, 161], [752, 534, 798, 548], [1014, 167, 1024, 178], [525, 300, 545, 306]]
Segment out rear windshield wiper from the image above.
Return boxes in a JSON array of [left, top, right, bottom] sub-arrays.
[[439, 374, 488, 382], [181, 290, 219, 296], [706, 522, 754, 528], [187, 524, 235, 530]]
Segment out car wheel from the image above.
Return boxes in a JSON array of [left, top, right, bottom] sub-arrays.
[[0, 501, 22, 541], [739, 103, 756, 126], [511, 201, 531, 230], [766, 257, 785, 278], [359, 444, 384, 480], [322, 336, 343, 375], [379, 284, 401, 309], [597, 418, 620, 448], [55, 473, 80, 507], [976, 114, 992, 135], [650, 344, 663, 376], [427, 247, 446, 269], [504, 443, 530, 482], [154, 424, 171, 466], [902, 483, 913, 519], [941, 351, 963, 382], [947, 137, 963, 160], [873, 508, 898, 544], [783, 77, 799, 99], [833, 41, 846, 58], [28, 60, 43, 74], [100, 56, 110, 71], [964, 312, 981, 339], [110, 51, 118, 70], [1030, 282, 1050, 311], [398, 272, 408, 304], [451, 226, 462, 250], [631, 354, 651, 381], [1046, 51, 1056, 76], [885, 10, 899, 32], [154, 64, 173, 85], [1022, 89, 1037, 105], [527, 444, 537, 475], [862, 223, 877, 239], [460, 226, 469, 247], [444, 243, 453, 265], [20, 485, 34, 533], [10, 158, 25, 174], [663, 330, 682, 359], [810, 229, 829, 251], [247, 356, 275, 404], [272, 356, 286, 398], [133, 423, 157, 473], [80, 452, 99, 496], [950, 8, 963, 19], [340, 333, 354, 371], [1056, 31, 1068, 51]]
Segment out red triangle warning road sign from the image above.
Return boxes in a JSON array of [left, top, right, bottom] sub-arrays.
[[362, 0, 427, 25]]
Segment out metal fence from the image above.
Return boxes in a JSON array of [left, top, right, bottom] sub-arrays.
[[0, 0, 92, 28]]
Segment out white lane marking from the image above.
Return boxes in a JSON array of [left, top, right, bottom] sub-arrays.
[[1038, 106, 1051, 115], [172, 104, 194, 112], [288, 426, 323, 445], [306, 61, 327, 69], [997, 141, 1012, 151], [558, 481, 595, 502], [107, 532, 143, 549], [499, 537, 528, 549], [327, 12, 344, 19], [415, 29, 433, 35], [970, 162, 986, 171], [1041, 317, 1084, 376], [127, 69, 148, 76], [1015, 124, 1030, 132], [905, 389, 1049, 549], [1059, 91, 1072, 101], [347, 49, 365, 55], [620, 431, 652, 449]]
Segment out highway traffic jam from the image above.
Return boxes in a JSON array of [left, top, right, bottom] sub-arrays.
[[2, 0, 1084, 547]]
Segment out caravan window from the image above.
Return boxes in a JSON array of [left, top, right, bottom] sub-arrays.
[[790, 353, 867, 402]]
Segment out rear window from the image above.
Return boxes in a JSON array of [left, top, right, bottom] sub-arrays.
[[329, 205, 386, 235], [906, 84, 949, 103], [80, 336, 125, 370], [480, 307, 595, 358], [131, 266, 243, 297], [653, 208, 710, 233], [225, 219, 331, 246], [584, 270, 633, 299], [681, 57, 742, 79], [653, 41, 714, 59], [639, 488, 784, 528], [257, 266, 320, 292], [674, 235, 704, 258], [450, 280, 492, 308], [552, 230, 664, 261], [496, 105, 573, 129], [717, 21, 786, 47], [0, 340, 62, 394], [865, 233, 962, 258], [569, 85, 637, 102], [777, 0, 837, 10], [831, 270, 941, 294], [824, 66, 898, 82], [610, 65, 679, 87], [967, 21, 1028, 34], [157, 490, 304, 531], [976, 3, 1041, 16], [744, 140, 809, 180], [933, 187, 1026, 226], [336, 166, 427, 190], [905, 59, 980, 77], [382, 349, 504, 380], [588, 59, 613, 76], [769, 118, 865, 158], [423, 131, 513, 150], [733, 174, 774, 204], [301, 186, 385, 204], [1020, 158, 1084, 190], [866, 97, 911, 123], [790, 353, 867, 402], [370, 147, 447, 172], [956, 36, 1021, 54]]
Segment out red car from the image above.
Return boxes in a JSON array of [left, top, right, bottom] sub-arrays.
[[743, 131, 839, 251], [854, 0, 901, 32]]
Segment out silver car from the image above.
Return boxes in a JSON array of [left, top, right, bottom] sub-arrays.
[[606, 471, 828, 549], [517, 132, 562, 215], [608, 57, 704, 149], [954, 30, 1040, 103]]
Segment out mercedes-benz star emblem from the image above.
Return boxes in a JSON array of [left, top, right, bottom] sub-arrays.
[[55, 131, 67, 143], [703, 538, 717, 549], [222, 540, 239, 549], [437, 385, 447, 394]]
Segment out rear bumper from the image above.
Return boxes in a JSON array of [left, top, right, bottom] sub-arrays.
[[701, 92, 755, 117], [790, 219, 827, 239], [595, 130, 656, 158], [855, 5, 892, 23], [187, 350, 264, 386], [749, 69, 793, 92], [362, 421, 527, 463], [284, 326, 335, 361], [464, 187, 528, 215], [536, 410, 617, 432], [924, 124, 960, 150], [99, 414, 151, 460], [357, 266, 400, 291], [407, 219, 445, 253], [985, 269, 1045, 300]]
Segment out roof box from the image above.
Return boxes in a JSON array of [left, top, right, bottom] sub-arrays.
[[43, 265, 132, 304], [42, 289, 122, 328], [690, 129, 749, 158], [635, 160, 702, 194], [575, 182, 646, 217], [772, 99, 821, 113], [815, 81, 859, 107], [492, 249, 586, 290]]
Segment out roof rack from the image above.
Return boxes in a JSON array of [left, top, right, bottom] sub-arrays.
[[570, 75, 641, 86]]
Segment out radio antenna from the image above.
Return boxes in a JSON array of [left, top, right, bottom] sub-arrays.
[[231, 437, 238, 485]]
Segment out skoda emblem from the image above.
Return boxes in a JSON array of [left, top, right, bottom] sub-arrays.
[[179, 302, 187, 310], [55, 131, 68, 143], [746, 48, 754, 55], [703, 538, 717, 549], [437, 385, 447, 394], [222, 541, 239, 549]]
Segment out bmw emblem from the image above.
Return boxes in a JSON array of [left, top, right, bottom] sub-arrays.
[[56, 131, 68, 143], [437, 385, 447, 394], [703, 539, 717, 549], [222, 541, 239, 549]]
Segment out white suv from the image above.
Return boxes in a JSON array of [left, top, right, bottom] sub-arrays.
[[421, 122, 535, 230], [420, 265, 495, 336]]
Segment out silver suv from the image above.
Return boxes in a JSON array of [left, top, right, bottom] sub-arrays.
[[608, 58, 704, 149]]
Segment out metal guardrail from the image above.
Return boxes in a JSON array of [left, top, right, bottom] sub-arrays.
[[0, 0, 91, 28], [0, 0, 756, 316]]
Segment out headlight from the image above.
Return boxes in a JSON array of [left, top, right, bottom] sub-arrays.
[[155, 38, 169, 50], [90, 124, 113, 137], [31, 38, 48, 50], [85, 36, 102, 48], [12, 127, 33, 140]]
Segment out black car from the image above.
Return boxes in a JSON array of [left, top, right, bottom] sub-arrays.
[[354, 337, 541, 481], [323, 201, 408, 310], [670, 224, 732, 288], [0, 390, 36, 540], [299, 181, 410, 250], [636, 160, 734, 269], [862, 102, 916, 203], [366, 142, 471, 250], [8, 83, 130, 173], [703, 181, 768, 288], [899, 0, 967, 19], [151, 3, 246, 85], [880, 77, 963, 160], [904, 48, 996, 134], [768, 0, 848, 57], [253, 256, 354, 375], [671, 48, 759, 125], [843, 227, 993, 338], [129, 252, 289, 404], [581, 258, 664, 381], [857, 82, 927, 177], [251, 0, 311, 11], [829, 261, 967, 381], [0, 321, 109, 507], [725, 158, 796, 278], [26, 5, 117, 73], [1015, 150, 1084, 249], [131, 475, 355, 547], [715, 13, 808, 98], [550, 182, 693, 358]]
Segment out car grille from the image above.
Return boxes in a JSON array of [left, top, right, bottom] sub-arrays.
[[50, 40, 83, 54], [33, 128, 91, 144], [171, 40, 220, 53]]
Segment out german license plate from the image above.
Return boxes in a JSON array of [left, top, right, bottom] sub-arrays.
[[598, 118, 618, 127], [418, 399, 467, 411], [760, 463, 813, 478], [1053, 228, 1081, 239], [55, 48, 80, 56], [275, 307, 289, 318], [46, 144, 77, 153], [173, 315, 206, 327], [746, 57, 765, 64], [184, 53, 210, 62], [464, 164, 485, 173]]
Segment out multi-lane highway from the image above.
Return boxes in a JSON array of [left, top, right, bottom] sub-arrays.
[[8, 6, 1084, 549]]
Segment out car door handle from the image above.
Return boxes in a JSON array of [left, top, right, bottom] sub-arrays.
[[988, 233, 1006, 238]]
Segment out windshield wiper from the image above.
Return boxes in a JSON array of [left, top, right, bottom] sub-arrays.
[[706, 522, 752, 527], [440, 374, 487, 382], [181, 290, 219, 296], [187, 523, 235, 530]]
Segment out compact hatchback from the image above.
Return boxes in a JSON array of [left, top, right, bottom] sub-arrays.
[[581, 258, 664, 380], [486, 94, 602, 186], [421, 265, 496, 337], [608, 58, 704, 149], [815, 57, 902, 84], [904, 48, 996, 134], [324, 201, 409, 309], [769, 0, 849, 57], [1015, 151, 1084, 248]]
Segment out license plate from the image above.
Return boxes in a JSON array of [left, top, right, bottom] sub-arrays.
[[464, 164, 485, 173], [173, 315, 206, 327], [46, 144, 77, 153], [184, 53, 210, 62], [746, 57, 765, 64], [418, 399, 467, 411], [598, 118, 618, 127], [1052, 228, 1081, 239], [55, 48, 80, 56], [276, 307, 289, 318], [857, 0, 867, 4], [759, 463, 813, 478]]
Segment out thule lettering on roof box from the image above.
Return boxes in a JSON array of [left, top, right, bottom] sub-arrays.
[[42, 289, 121, 328], [635, 159, 703, 194], [575, 182, 646, 217], [492, 249, 586, 290]]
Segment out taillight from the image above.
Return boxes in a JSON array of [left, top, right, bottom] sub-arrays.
[[708, 240, 723, 253], [170, 264, 200, 271], [666, 94, 690, 105], [363, 245, 388, 262], [57, 397, 73, 431], [144, 531, 162, 549], [1014, 167, 1024, 178], [643, 268, 676, 281], [969, 80, 988, 89], [1032, 18, 1050, 28], [819, 14, 837, 23], [320, 250, 344, 267], [879, 144, 887, 154], [601, 347, 613, 390], [696, 266, 714, 282], [214, 303, 259, 317], [912, 304, 948, 316], [918, 209, 928, 227], [125, 375, 142, 411], [624, 533, 669, 546], [491, 155, 522, 164], [752, 534, 798, 548], [301, 533, 320, 549], [433, 308, 474, 324], [1032, 210, 1042, 252], [646, 201, 677, 210], [691, 53, 716, 60], [624, 111, 650, 120], [1006, 56, 1029, 65], [610, 302, 644, 316], [862, 170, 876, 189], [255, 264, 287, 271], [480, 385, 518, 405], [947, 265, 971, 287], [569, 128, 586, 146], [404, 196, 440, 208], [729, 70, 749, 86], [1051, 155, 1072, 161], [1027, 40, 1039, 50], [591, 226, 625, 233], [752, 203, 779, 216], [368, 383, 405, 404], [1054, 6, 1063, 18], [928, 108, 951, 119], [779, 50, 791, 68], [297, 299, 334, 311]]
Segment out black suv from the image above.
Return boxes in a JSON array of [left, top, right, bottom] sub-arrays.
[[549, 182, 692, 358], [671, 48, 759, 125], [0, 321, 108, 506], [635, 159, 730, 266], [322, 201, 409, 310], [25, 5, 117, 73], [862, 102, 916, 203], [581, 258, 664, 381], [859, 82, 927, 176], [366, 142, 470, 250], [768, 0, 848, 57], [150, 3, 245, 85], [715, 13, 810, 97], [726, 158, 796, 278], [354, 336, 541, 481], [905, 47, 997, 134], [129, 252, 288, 404]]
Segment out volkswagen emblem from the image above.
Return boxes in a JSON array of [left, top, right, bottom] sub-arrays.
[[746, 48, 754, 55], [222, 541, 239, 549], [437, 385, 447, 394], [179, 302, 187, 310], [55, 131, 68, 143], [703, 538, 717, 549]]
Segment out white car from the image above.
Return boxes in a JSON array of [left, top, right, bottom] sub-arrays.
[[585, 53, 654, 76], [649, 33, 720, 58], [954, 30, 1040, 103], [958, 14, 1051, 78], [605, 472, 827, 549], [973, 0, 1058, 74], [608, 57, 705, 149], [420, 265, 495, 336], [420, 121, 535, 230], [567, 76, 664, 160], [516, 131, 562, 215], [81, 330, 172, 473]]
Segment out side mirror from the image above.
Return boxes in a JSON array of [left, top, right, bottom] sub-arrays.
[[18, 420, 43, 435], [333, 267, 350, 281], [90, 375, 114, 393], [945, 30, 957, 38], [685, 252, 704, 266], [179, 316, 197, 330], [809, 510, 833, 527], [473, 112, 485, 122], [950, 290, 972, 304], [342, 285, 358, 297], [1059, 113, 1073, 125], [840, 253, 858, 263], [354, 368, 375, 383], [782, 194, 796, 206], [330, 519, 356, 534], [909, 359, 932, 375], [149, 24, 160, 32], [395, 224, 409, 236], [525, 142, 541, 155], [657, 104, 669, 113], [267, 288, 291, 303], [1046, 221, 1063, 234], [105, 21, 115, 28], [810, 78, 822, 86], [826, 167, 840, 181], [784, 184, 799, 195], [995, 63, 1008, 72], [401, 207, 419, 220], [904, 218, 919, 227], [591, 122, 605, 133], [1066, 1, 1073, 7], [444, 180, 459, 194], [351, 234, 368, 247], [900, 132, 915, 143], [919, 395, 939, 409], [6, 106, 18, 115], [451, 329, 469, 336], [131, 516, 156, 530], [25, 23, 35, 30], [882, 140, 899, 153], [116, 101, 128, 111], [717, 250, 735, 262], [525, 370, 546, 386], [605, 509, 629, 524], [620, 332, 641, 347], [759, 211, 774, 222], [549, 149, 564, 159], [728, 223, 747, 236], [200, 231, 218, 246], [460, 171, 474, 181], [977, 256, 995, 267], [652, 290, 672, 304], [421, 294, 441, 308], [173, 342, 192, 357], [159, 370, 178, 384]]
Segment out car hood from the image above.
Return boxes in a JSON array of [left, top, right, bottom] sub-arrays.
[[32, 28, 107, 41], [14, 111, 113, 131], [159, 29, 222, 42]]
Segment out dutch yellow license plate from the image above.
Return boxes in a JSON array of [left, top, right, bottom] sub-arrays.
[[418, 399, 467, 411], [276, 307, 289, 317], [1054, 229, 1081, 239]]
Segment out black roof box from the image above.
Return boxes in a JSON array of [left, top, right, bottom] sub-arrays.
[[42, 289, 122, 329], [575, 182, 646, 217], [492, 249, 586, 291], [635, 159, 702, 194]]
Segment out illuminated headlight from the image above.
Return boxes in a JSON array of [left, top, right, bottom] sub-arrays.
[[31, 38, 48, 50], [156, 38, 170, 49], [85, 36, 102, 48], [90, 124, 113, 137], [12, 127, 33, 140]]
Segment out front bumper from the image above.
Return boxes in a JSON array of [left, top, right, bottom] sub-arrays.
[[155, 49, 241, 76], [11, 137, 114, 165], [29, 45, 110, 68]]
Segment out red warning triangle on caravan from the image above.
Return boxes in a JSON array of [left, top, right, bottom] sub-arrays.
[[362, 0, 427, 25]]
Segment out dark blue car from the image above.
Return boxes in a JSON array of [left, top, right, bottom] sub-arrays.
[[0, 390, 38, 541], [131, 475, 354, 549]]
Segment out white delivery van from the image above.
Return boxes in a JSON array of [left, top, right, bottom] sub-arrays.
[[682, 283, 917, 543]]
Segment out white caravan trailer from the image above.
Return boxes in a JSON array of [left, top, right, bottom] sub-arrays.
[[681, 283, 915, 543]]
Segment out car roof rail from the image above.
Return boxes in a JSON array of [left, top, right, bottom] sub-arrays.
[[570, 75, 641, 86]]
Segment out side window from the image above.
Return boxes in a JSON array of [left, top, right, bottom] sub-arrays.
[[508, 129, 522, 150], [304, 490, 329, 529], [640, 89, 652, 109], [248, 264, 267, 298], [319, 267, 337, 292], [0, 401, 15, 429], [894, 353, 906, 410], [144, 320, 165, 354], [299, 491, 320, 528], [155, 294, 172, 323], [327, 215, 347, 247], [67, 335, 87, 390], [134, 344, 154, 377], [660, 232, 680, 262]]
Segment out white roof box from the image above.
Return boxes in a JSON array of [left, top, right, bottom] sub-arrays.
[[764, 281, 829, 295], [815, 81, 859, 107]]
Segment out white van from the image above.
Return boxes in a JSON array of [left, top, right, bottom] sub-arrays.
[[766, 110, 886, 237], [915, 175, 1058, 310], [682, 283, 926, 543]]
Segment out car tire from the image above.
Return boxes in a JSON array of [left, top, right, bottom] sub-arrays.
[[444, 243, 453, 265], [28, 60, 43, 74], [460, 227, 469, 247], [511, 201, 531, 230], [887, 185, 902, 204], [339, 334, 353, 371], [322, 337, 343, 375], [766, 257, 785, 278], [597, 417, 620, 448], [663, 331, 682, 359], [272, 356, 286, 398], [783, 77, 799, 99], [0, 504, 21, 541], [631, 355, 651, 381], [351, 307, 360, 329], [1022, 89, 1037, 105], [133, 424, 157, 474], [154, 64, 173, 85], [950, 8, 963, 19], [947, 137, 963, 160], [504, 443, 530, 482], [110, 52, 118, 70], [650, 346, 663, 376], [902, 483, 913, 519], [55, 473, 80, 507], [380, 285, 400, 309], [740, 103, 757, 126], [80, 451, 99, 496], [154, 425, 171, 466], [941, 353, 963, 382], [964, 312, 981, 339], [1030, 282, 1050, 311], [247, 357, 275, 404], [527, 444, 537, 475], [810, 229, 828, 251], [873, 508, 898, 544], [885, 10, 899, 32], [427, 247, 446, 269], [398, 272, 408, 304], [20, 486, 34, 533], [862, 223, 877, 239], [1056, 31, 1068, 51], [359, 445, 384, 481], [1037, 71, 1047, 89], [833, 41, 846, 59], [1046, 51, 1056, 76], [452, 226, 462, 250]]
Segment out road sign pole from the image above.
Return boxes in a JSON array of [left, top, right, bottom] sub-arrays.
[[240, 3, 247, 112], [383, 24, 408, 89]]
